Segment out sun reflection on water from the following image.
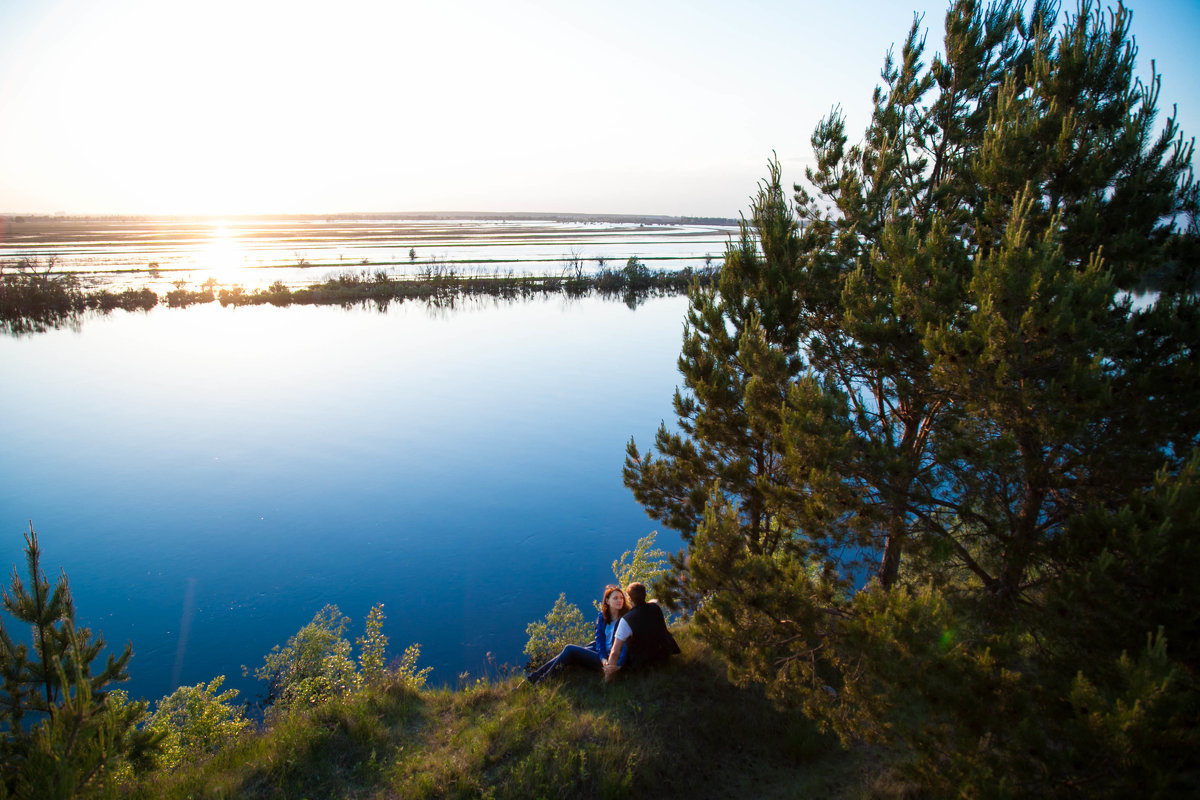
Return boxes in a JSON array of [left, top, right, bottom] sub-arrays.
[[199, 221, 249, 285]]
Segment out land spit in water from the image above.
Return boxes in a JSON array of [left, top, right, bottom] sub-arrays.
[[0, 258, 716, 335]]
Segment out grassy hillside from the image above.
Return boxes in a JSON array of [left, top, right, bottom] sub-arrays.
[[125, 626, 893, 799]]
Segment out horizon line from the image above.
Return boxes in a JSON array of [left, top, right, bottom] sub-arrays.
[[1, 210, 742, 225]]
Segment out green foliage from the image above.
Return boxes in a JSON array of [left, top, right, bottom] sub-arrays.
[[0, 524, 160, 798], [248, 605, 361, 715], [125, 626, 847, 800], [355, 603, 388, 682], [610, 531, 670, 592], [624, 156, 820, 564], [393, 643, 432, 692], [681, 462, 1200, 794], [247, 603, 430, 720], [523, 593, 592, 668], [147, 676, 250, 772], [621, 256, 652, 291], [625, 1, 1200, 795]]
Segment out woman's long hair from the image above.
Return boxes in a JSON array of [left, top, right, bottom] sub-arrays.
[[601, 585, 628, 624]]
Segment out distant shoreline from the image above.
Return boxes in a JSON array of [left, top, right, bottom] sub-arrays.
[[0, 211, 740, 227]]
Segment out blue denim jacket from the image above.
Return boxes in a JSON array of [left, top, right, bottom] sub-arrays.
[[591, 612, 627, 665]]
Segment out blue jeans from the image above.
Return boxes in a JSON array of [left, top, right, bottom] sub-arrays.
[[528, 644, 603, 683]]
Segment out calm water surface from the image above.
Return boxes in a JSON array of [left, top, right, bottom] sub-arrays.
[[0, 294, 688, 703]]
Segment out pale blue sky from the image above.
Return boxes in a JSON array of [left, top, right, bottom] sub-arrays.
[[0, 0, 1195, 217]]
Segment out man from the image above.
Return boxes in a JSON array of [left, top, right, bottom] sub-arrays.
[[603, 581, 679, 682]]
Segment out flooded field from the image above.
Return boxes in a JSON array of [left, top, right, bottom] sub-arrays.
[[0, 214, 736, 292]]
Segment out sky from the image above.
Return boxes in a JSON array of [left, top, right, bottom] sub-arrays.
[[0, 0, 1196, 218]]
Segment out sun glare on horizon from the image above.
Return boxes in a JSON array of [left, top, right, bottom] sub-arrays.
[[199, 221, 249, 284]]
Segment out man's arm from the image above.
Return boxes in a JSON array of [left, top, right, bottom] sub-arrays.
[[603, 638, 624, 682]]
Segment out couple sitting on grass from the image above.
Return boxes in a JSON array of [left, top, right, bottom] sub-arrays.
[[527, 581, 680, 685]]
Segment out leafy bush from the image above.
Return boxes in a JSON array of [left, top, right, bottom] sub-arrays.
[[147, 676, 250, 771], [356, 603, 388, 682], [248, 603, 430, 717], [356, 602, 432, 690], [611, 531, 670, 592], [247, 604, 361, 715], [523, 593, 591, 668], [392, 642, 433, 691], [621, 256, 652, 291]]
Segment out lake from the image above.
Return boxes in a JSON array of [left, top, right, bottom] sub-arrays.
[[0, 288, 692, 705]]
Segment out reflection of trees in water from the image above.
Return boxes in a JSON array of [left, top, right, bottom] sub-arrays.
[[2, 310, 84, 336], [1, 258, 158, 336], [206, 266, 714, 315], [413, 288, 589, 321], [343, 285, 673, 322]]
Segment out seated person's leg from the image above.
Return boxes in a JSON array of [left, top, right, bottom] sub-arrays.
[[528, 648, 567, 683], [529, 644, 602, 683], [557, 644, 603, 671]]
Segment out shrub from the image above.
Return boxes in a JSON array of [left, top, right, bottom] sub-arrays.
[[247, 604, 361, 715], [356, 603, 388, 682], [523, 593, 591, 669], [392, 642, 432, 691], [249, 603, 430, 717], [611, 531, 670, 592], [147, 676, 250, 771]]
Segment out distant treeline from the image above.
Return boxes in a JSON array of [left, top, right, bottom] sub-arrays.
[[0, 257, 717, 335], [1, 211, 739, 226]]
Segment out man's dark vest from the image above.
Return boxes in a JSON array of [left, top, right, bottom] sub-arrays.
[[622, 602, 678, 669]]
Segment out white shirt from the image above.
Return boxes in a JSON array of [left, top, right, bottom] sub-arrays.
[[614, 617, 632, 642]]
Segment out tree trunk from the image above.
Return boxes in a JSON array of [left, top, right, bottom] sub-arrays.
[[878, 513, 905, 588]]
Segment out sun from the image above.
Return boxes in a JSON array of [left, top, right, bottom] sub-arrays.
[[199, 221, 248, 285]]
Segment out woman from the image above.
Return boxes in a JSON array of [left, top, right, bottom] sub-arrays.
[[527, 585, 628, 684]]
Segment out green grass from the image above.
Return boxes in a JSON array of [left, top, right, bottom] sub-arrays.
[[125, 627, 887, 799]]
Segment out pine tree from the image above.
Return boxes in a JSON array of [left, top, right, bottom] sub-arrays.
[[627, 0, 1199, 792], [624, 159, 827, 565], [0, 524, 159, 798]]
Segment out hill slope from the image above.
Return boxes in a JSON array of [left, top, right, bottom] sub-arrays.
[[127, 628, 889, 799]]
